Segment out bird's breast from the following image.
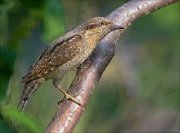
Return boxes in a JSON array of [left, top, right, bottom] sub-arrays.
[[45, 46, 93, 80]]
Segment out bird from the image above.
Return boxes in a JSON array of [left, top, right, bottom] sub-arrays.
[[18, 17, 124, 111]]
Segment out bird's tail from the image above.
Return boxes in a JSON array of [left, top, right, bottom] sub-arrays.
[[18, 78, 45, 111]]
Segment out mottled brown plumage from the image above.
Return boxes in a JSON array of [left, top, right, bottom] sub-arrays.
[[18, 17, 124, 111]]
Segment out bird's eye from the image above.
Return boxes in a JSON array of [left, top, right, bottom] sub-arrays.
[[100, 22, 106, 25], [100, 21, 111, 26]]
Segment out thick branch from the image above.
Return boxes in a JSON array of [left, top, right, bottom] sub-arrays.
[[46, 0, 177, 132]]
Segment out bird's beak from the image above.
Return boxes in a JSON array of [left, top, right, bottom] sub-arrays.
[[111, 23, 124, 31]]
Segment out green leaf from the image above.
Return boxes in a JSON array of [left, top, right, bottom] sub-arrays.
[[43, 0, 65, 42], [19, 0, 45, 9], [1, 105, 43, 133], [0, 48, 16, 101]]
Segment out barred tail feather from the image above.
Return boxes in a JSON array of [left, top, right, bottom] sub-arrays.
[[18, 98, 28, 111], [11, 79, 44, 126], [18, 78, 45, 111]]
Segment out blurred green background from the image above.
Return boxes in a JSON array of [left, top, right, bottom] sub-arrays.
[[0, 0, 179, 132]]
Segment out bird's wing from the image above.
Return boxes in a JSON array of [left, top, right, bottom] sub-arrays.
[[22, 34, 83, 83]]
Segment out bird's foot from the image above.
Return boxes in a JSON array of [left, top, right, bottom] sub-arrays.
[[57, 87, 84, 108]]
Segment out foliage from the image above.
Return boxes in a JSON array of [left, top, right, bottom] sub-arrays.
[[0, 0, 64, 132]]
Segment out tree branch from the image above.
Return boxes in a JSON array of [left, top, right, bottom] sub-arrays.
[[46, 0, 177, 132]]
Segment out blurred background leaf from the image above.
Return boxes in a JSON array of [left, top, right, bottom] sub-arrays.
[[43, 0, 64, 42], [1, 105, 43, 133]]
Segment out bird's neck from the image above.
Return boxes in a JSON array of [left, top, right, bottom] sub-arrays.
[[84, 30, 106, 50]]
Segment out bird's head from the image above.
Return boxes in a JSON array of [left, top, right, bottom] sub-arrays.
[[86, 17, 123, 31], [78, 17, 124, 43]]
